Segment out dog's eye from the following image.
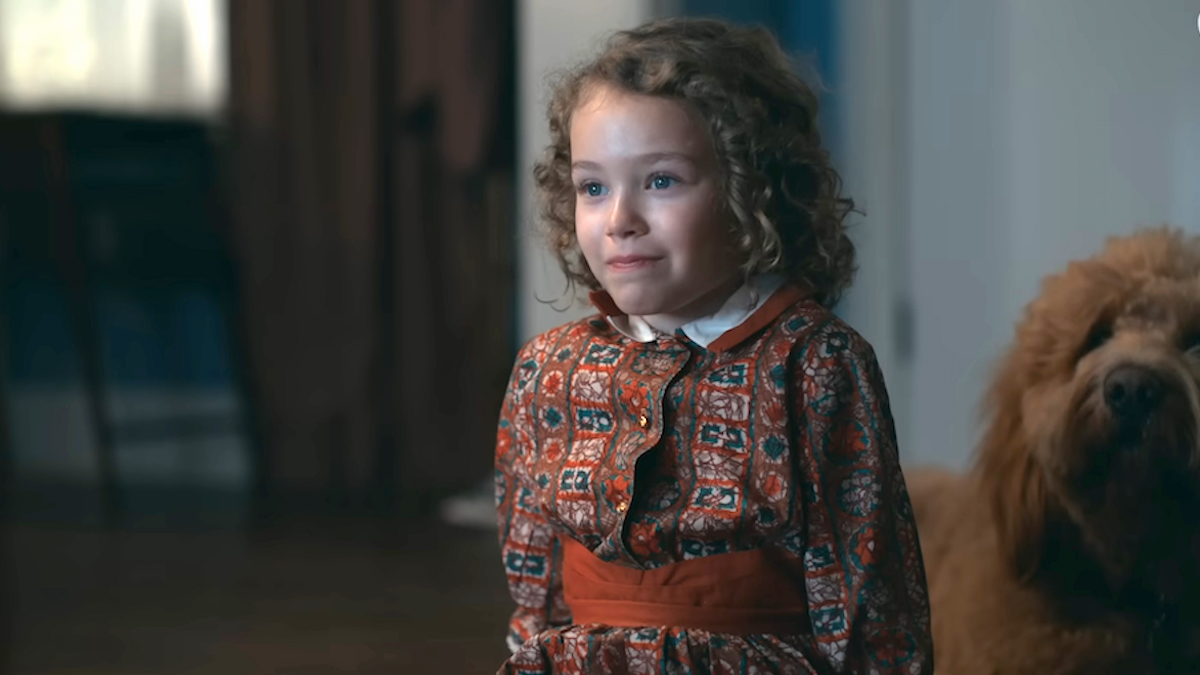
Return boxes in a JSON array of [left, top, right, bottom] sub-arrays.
[[1080, 324, 1112, 358]]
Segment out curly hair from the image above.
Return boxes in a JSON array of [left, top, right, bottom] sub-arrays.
[[533, 16, 857, 307]]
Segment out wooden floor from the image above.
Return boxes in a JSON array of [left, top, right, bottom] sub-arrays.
[[0, 517, 513, 674]]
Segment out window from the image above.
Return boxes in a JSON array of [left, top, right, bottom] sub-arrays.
[[0, 0, 226, 116]]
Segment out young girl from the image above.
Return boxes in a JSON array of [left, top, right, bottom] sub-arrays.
[[494, 17, 933, 675]]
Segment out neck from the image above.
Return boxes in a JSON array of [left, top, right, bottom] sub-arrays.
[[639, 275, 743, 334], [1033, 508, 1200, 622]]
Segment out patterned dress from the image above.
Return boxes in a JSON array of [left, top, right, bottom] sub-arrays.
[[494, 285, 933, 674]]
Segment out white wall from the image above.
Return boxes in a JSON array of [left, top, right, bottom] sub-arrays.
[[1004, 1, 1200, 323], [892, 0, 1200, 469], [516, 0, 657, 343], [900, 0, 1015, 469], [836, 0, 915, 462]]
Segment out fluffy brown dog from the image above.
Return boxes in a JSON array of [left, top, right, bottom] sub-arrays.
[[909, 227, 1200, 674]]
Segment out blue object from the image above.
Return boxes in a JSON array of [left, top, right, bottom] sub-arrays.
[[679, 0, 840, 153]]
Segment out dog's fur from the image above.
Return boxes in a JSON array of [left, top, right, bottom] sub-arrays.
[[909, 228, 1200, 674]]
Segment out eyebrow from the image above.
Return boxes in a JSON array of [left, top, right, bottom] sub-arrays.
[[571, 152, 698, 171]]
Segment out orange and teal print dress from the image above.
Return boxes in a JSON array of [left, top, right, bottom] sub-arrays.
[[494, 284, 933, 675]]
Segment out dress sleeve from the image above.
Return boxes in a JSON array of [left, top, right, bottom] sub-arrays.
[[494, 346, 572, 653], [792, 325, 934, 674]]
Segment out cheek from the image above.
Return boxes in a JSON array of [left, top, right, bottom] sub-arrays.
[[1022, 381, 1076, 437], [574, 212, 603, 256], [662, 203, 730, 257], [691, 220, 740, 271], [1025, 376, 1107, 476]]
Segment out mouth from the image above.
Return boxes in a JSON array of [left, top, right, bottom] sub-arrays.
[[606, 255, 662, 271], [1111, 414, 1151, 447], [1083, 410, 1199, 490]]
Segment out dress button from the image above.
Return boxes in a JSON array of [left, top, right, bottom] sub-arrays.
[[616, 501, 628, 513], [638, 414, 649, 428]]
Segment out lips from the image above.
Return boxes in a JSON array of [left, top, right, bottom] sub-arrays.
[[606, 255, 662, 271]]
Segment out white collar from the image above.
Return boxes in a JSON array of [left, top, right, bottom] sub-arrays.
[[604, 274, 785, 348]]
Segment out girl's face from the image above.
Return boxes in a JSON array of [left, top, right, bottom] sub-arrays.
[[570, 84, 742, 333]]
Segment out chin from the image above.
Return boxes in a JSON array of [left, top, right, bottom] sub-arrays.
[[599, 280, 670, 316], [607, 294, 669, 318]]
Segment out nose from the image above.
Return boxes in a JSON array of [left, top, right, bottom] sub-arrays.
[[605, 193, 645, 239], [1104, 365, 1164, 421]]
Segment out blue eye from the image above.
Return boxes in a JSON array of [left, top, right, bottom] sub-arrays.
[[581, 182, 607, 197], [650, 175, 676, 190]]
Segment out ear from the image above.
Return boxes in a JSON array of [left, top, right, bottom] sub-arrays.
[[975, 359, 1050, 582]]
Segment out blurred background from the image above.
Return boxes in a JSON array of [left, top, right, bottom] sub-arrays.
[[0, 0, 1196, 672]]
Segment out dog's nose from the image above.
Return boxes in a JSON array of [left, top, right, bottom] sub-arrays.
[[1104, 366, 1164, 420]]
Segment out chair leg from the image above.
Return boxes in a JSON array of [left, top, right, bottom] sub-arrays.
[[41, 120, 121, 528], [0, 358, 11, 518], [63, 252, 121, 528]]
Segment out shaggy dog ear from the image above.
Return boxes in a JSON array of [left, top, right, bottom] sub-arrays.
[[974, 257, 1121, 581], [976, 359, 1050, 582]]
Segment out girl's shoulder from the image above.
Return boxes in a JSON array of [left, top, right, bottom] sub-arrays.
[[772, 307, 894, 426], [511, 312, 623, 368], [756, 295, 877, 355]]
